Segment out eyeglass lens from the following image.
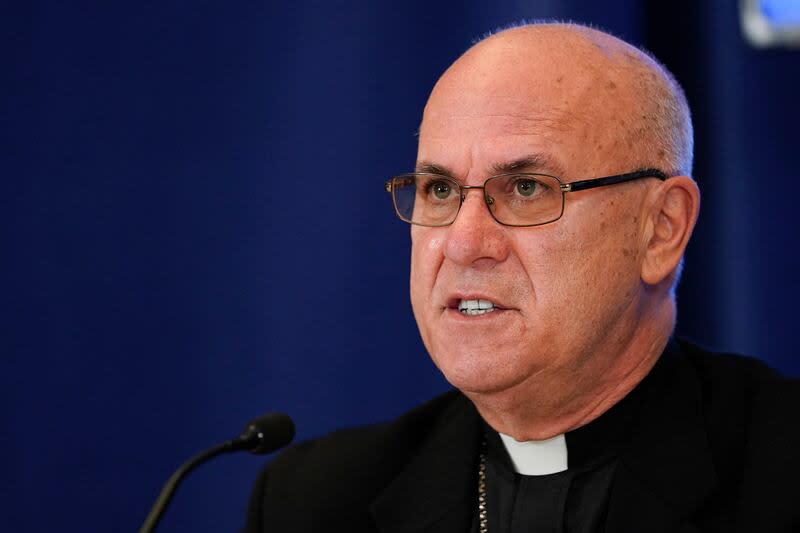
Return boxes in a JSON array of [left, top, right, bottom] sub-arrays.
[[391, 174, 564, 227]]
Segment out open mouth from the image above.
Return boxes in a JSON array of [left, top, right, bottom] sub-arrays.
[[457, 299, 497, 316]]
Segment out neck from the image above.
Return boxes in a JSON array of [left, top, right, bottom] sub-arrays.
[[467, 296, 674, 441]]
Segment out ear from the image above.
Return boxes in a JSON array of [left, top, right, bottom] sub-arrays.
[[641, 176, 700, 287]]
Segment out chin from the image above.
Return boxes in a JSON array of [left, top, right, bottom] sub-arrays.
[[430, 347, 527, 395]]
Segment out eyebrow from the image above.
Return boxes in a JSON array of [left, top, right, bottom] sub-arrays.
[[415, 153, 565, 179], [490, 154, 565, 176], [415, 161, 452, 175]]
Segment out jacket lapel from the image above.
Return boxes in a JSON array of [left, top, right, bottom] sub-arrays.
[[370, 393, 481, 533], [605, 342, 718, 532]]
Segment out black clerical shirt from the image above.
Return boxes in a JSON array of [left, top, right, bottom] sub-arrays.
[[477, 360, 646, 533]]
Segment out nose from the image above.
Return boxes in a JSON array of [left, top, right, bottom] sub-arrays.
[[443, 189, 510, 267]]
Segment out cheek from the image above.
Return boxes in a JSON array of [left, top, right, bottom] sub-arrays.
[[510, 228, 574, 297], [511, 217, 627, 320], [410, 230, 445, 308], [410, 231, 444, 285], [546, 207, 642, 308]]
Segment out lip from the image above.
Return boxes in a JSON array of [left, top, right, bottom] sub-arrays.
[[444, 306, 511, 322], [443, 293, 512, 311]]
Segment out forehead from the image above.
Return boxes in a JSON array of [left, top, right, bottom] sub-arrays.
[[419, 92, 600, 181], [418, 138, 569, 186], [417, 32, 642, 179]]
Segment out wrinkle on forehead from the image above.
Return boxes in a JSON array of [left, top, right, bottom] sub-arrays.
[[420, 108, 578, 138]]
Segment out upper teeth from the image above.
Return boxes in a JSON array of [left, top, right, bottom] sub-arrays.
[[458, 299, 496, 315]]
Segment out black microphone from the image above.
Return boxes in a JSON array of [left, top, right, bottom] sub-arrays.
[[139, 412, 295, 533]]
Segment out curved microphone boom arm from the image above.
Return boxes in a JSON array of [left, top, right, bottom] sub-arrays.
[[139, 412, 295, 533]]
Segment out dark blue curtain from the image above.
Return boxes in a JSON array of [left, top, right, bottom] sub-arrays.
[[4, 1, 798, 531]]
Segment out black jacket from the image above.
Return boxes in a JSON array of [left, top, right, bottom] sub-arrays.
[[244, 340, 800, 532]]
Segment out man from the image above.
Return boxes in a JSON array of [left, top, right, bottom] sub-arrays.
[[244, 23, 799, 532]]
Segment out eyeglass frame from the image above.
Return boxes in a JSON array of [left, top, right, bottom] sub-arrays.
[[384, 168, 670, 227]]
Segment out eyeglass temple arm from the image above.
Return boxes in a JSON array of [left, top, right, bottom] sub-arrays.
[[565, 168, 669, 192]]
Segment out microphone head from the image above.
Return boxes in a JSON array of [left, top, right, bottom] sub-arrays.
[[238, 412, 295, 455]]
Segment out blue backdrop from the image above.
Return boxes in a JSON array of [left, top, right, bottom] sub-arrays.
[[4, 1, 799, 532]]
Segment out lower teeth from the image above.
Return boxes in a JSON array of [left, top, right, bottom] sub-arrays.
[[461, 308, 496, 316]]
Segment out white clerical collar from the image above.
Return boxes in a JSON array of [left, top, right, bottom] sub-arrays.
[[498, 432, 568, 476]]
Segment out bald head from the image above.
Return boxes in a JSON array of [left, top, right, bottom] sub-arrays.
[[421, 23, 693, 177]]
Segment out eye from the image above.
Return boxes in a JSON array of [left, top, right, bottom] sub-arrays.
[[515, 179, 538, 197], [430, 180, 453, 200]]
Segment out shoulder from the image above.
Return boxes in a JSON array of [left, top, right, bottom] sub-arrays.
[[676, 337, 799, 419], [243, 390, 471, 532], [266, 390, 466, 485], [675, 339, 800, 524], [675, 338, 799, 440], [677, 337, 790, 381]]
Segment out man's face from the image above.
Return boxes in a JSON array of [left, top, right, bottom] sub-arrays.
[[410, 37, 652, 401]]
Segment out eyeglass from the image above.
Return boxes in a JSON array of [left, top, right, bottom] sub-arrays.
[[384, 168, 669, 227]]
